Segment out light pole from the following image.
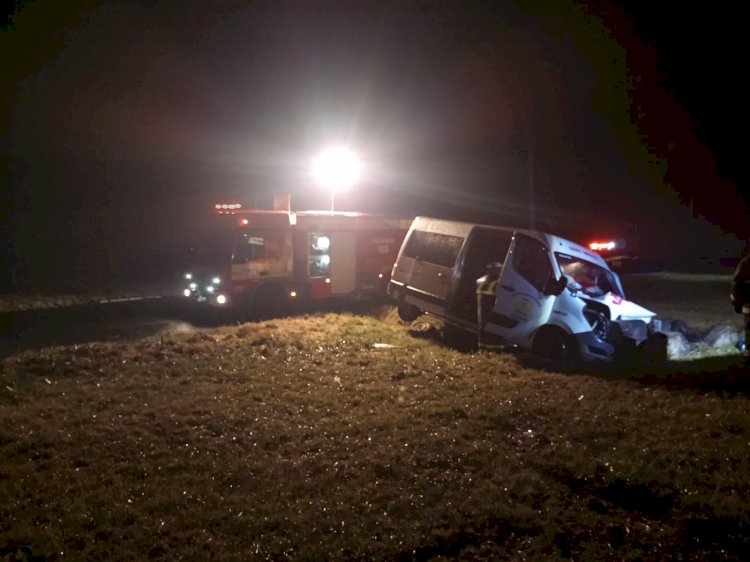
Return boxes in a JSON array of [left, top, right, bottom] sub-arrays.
[[312, 146, 362, 213]]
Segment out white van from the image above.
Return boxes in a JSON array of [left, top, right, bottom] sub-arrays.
[[387, 217, 664, 364]]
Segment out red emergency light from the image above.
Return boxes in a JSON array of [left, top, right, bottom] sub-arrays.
[[214, 203, 242, 214], [589, 240, 616, 252]]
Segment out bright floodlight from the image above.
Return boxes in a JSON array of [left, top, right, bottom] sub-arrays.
[[312, 146, 362, 193]]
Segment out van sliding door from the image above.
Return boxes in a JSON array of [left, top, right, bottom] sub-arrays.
[[448, 228, 513, 322]]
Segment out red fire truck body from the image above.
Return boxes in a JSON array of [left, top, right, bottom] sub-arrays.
[[182, 206, 409, 313]]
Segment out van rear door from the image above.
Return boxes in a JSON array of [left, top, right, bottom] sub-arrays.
[[390, 219, 465, 313], [486, 233, 557, 344], [403, 230, 463, 309]]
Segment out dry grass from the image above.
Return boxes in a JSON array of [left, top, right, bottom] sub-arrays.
[[1, 274, 749, 560], [0, 285, 176, 313], [624, 272, 736, 330]]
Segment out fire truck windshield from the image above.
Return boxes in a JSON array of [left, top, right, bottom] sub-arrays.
[[187, 229, 234, 268], [233, 233, 266, 263]]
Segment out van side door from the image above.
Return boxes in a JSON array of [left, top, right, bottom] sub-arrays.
[[485, 234, 557, 344]]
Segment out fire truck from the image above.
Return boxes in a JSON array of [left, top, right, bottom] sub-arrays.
[[182, 201, 410, 315]]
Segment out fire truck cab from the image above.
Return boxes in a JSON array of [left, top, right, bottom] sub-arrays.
[[182, 204, 409, 315]]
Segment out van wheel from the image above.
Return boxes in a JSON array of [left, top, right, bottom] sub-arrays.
[[397, 301, 420, 322], [532, 327, 575, 370]]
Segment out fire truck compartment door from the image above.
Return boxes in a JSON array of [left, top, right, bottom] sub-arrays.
[[329, 233, 357, 294]]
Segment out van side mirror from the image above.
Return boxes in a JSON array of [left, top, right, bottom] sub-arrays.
[[543, 276, 567, 296]]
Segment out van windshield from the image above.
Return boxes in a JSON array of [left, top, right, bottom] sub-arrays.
[[555, 253, 624, 298]]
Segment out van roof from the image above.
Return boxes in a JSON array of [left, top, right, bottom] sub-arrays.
[[542, 233, 609, 268], [411, 216, 610, 269]]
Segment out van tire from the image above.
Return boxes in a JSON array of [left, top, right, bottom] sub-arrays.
[[397, 301, 421, 322], [532, 326, 575, 370]]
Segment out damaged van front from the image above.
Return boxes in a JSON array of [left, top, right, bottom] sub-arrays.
[[548, 245, 662, 363], [483, 232, 664, 365]]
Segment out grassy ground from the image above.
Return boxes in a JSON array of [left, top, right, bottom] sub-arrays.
[[0, 284, 177, 313], [1, 274, 748, 561], [623, 272, 736, 330]]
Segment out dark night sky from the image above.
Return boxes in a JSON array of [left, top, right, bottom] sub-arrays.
[[1, 0, 747, 290]]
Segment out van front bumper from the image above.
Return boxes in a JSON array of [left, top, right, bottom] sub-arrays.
[[572, 331, 617, 362], [572, 329, 667, 364]]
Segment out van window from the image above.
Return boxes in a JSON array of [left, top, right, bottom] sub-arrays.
[[403, 231, 463, 268], [512, 234, 552, 291]]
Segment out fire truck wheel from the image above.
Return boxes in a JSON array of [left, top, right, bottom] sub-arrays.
[[254, 285, 288, 318], [397, 301, 420, 322]]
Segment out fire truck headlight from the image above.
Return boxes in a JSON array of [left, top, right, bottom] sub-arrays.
[[207, 285, 215, 293], [185, 273, 193, 280], [216, 294, 227, 305], [189, 282, 197, 290], [212, 276, 221, 285], [183, 289, 192, 297]]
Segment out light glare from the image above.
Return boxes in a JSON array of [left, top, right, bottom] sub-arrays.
[[312, 147, 362, 192], [589, 241, 616, 251]]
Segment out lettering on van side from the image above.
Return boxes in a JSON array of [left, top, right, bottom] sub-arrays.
[[510, 293, 540, 321]]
